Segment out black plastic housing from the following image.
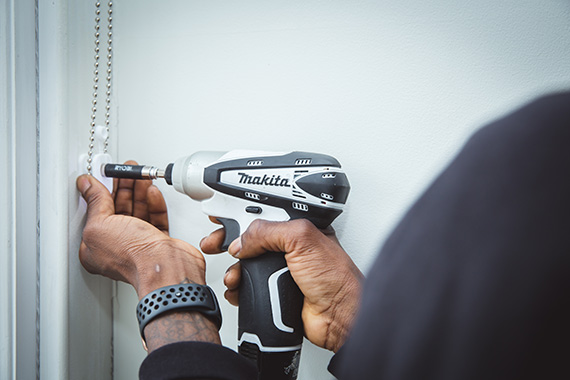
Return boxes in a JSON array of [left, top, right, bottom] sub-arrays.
[[239, 253, 304, 380]]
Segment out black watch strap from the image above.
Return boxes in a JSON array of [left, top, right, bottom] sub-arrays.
[[136, 283, 222, 342]]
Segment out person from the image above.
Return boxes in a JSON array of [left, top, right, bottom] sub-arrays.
[[77, 92, 570, 379]]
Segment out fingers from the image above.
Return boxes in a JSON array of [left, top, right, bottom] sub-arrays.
[[200, 228, 226, 254], [223, 262, 241, 290], [224, 289, 239, 307], [114, 160, 137, 215], [112, 160, 153, 221], [199, 217, 226, 254], [147, 185, 169, 234], [133, 179, 152, 221], [110, 160, 170, 233], [77, 175, 115, 223], [223, 261, 241, 306], [208, 216, 222, 225], [112, 178, 118, 197]]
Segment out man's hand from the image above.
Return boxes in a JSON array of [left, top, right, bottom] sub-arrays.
[[201, 219, 363, 353], [77, 167, 204, 297], [77, 161, 220, 352]]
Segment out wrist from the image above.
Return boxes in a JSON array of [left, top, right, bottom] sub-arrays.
[[138, 282, 222, 352], [144, 311, 221, 352], [131, 238, 206, 299]]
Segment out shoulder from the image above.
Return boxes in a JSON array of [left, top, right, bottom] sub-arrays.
[[467, 91, 570, 156]]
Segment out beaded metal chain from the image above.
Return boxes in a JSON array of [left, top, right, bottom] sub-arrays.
[[87, 1, 113, 174]]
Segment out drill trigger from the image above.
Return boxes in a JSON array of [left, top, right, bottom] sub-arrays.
[[218, 218, 241, 252]]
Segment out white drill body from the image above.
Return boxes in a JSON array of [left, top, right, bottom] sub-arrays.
[[169, 150, 350, 248]]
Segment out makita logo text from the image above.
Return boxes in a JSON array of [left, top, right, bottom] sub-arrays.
[[237, 172, 291, 187]]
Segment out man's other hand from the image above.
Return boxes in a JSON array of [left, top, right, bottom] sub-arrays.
[[201, 218, 363, 352]]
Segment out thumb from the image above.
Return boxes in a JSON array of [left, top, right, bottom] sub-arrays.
[[229, 219, 317, 259], [77, 174, 115, 222]]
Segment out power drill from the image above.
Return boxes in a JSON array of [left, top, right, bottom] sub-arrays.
[[103, 150, 350, 380]]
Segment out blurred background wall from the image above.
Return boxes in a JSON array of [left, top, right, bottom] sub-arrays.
[[2, 1, 569, 379]]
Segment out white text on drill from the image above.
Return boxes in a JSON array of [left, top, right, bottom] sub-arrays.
[[114, 165, 133, 171]]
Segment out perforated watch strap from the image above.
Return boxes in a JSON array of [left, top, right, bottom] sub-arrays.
[[136, 283, 222, 341]]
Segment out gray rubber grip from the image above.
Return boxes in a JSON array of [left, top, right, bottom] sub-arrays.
[[238, 253, 304, 379]]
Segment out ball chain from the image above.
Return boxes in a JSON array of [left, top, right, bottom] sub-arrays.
[[87, 1, 113, 174]]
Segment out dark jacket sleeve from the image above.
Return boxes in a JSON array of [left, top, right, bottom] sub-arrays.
[[335, 92, 570, 380], [140, 93, 570, 380], [326, 347, 344, 378], [139, 342, 257, 380]]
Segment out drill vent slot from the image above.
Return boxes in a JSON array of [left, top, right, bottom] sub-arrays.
[[295, 159, 312, 166], [247, 160, 264, 166], [292, 189, 306, 199], [245, 192, 260, 200], [321, 193, 334, 201], [292, 202, 309, 212], [294, 171, 308, 180], [322, 173, 336, 179]]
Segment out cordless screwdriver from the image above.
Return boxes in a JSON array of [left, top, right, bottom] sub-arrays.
[[103, 150, 351, 380]]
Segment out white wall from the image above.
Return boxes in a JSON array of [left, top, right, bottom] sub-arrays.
[[110, 1, 570, 379], [3, 1, 569, 379]]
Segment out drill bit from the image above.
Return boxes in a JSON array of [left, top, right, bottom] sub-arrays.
[[102, 163, 165, 180]]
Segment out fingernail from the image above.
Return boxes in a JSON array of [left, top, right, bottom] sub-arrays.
[[77, 176, 92, 195], [228, 238, 241, 257]]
